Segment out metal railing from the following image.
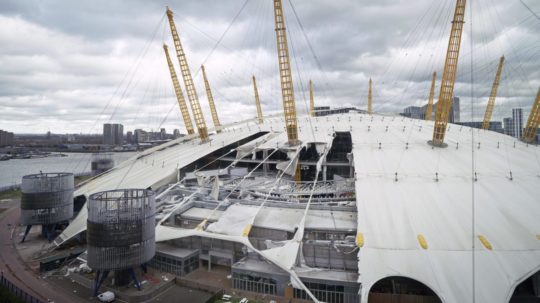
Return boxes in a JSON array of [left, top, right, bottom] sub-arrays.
[[0, 272, 44, 303]]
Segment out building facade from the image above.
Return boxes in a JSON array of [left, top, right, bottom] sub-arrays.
[[103, 123, 124, 145], [0, 130, 15, 147], [512, 108, 523, 139]]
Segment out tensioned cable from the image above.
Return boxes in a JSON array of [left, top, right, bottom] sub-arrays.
[[64, 14, 166, 177], [469, 0, 476, 302], [520, 0, 540, 21]]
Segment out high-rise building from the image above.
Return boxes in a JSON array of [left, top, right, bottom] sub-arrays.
[[103, 123, 124, 145], [451, 97, 460, 123], [456, 121, 503, 133], [503, 117, 514, 137], [173, 129, 181, 139], [160, 128, 166, 140], [134, 129, 148, 143], [126, 131, 134, 144], [512, 108, 523, 139], [402, 106, 424, 119], [0, 130, 15, 147]]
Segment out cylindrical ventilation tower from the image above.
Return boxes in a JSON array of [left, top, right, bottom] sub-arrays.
[[91, 153, 114, 176], [87, 189, 155, 295], [20, 172, 74, 242]]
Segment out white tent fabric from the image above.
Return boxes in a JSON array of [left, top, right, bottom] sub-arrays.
[[53, 112, 540, 302]]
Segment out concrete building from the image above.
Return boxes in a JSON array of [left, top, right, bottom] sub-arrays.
[[134, 129, 148, 143], [401, 106, 424, 119], [173, 129, 181, 139], [103, 123, 123, 145], [0, 130, 15, 147], [456, 121, 503, 133], [405, 96, 460, 122], [512, 108, 523, 139], [56, 110, 540, 303], [503, 117, 514, 137]]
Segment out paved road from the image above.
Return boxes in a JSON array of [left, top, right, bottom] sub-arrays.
[[0, 206, 81, 303]]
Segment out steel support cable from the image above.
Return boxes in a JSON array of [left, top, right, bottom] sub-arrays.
[[374, 0, 453, 108], [198, 147, 281, 227], [469, 0, 477, 301], [380, 0, 445, 83], [288, 0, 334, 101], [487, 0, 537, 92], [285, 17, 316, 143], [192, 0, 249, 79], [520, 0, 540, 21], [66, 15, 166, 176]]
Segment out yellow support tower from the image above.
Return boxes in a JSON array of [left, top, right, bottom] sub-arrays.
[[432, 0, 466, 147], [163, 44, 194, 135], [522, 87, 540, 144], [166, 7, 209, 142], [252, 76, 264, 124], [201, 65, 222, 133], [425, 72, 437, 121], [368, 78, 373, 115], [273, 0, 299, 146], [309, 80, 315, 117], [482, 56, 505, 130]]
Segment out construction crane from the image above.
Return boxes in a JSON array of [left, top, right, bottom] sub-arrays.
[[252, 76, 264, 124], [482, 56, 505, 130], [309, 80, 315, 117], [368, 78, 373, 115], [166, 7, 209, 142], [425, 72, 436, 121], [273, 0, 299, 146], [201, 65, 222, 133], [162, 44, 194, 135], [522, 87, 540, 144], [431, 0, 466, 147]]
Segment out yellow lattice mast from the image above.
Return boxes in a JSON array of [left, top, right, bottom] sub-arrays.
[[201, 65, 222, 133], [431, 0, 466, 147], [309, 80, 315, 117], [425, 72, 437, 121], [166, 7, 209, 142], [368, 78, 373, 115], [252, 76, 264, 124], [522, 87, 540, 144], [273, 0, 299, 146], [163, 44, 194, 135], [482, 56, 505, 130]]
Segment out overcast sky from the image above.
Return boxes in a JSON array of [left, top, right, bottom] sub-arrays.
[[0, 0, 539, 134]]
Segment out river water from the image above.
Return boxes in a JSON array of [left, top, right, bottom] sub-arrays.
[[0, 152, 136, 188]]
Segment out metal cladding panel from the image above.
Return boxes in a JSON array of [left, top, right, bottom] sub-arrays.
[[20, 172, 74, 225], [87, 189, 156, 271]]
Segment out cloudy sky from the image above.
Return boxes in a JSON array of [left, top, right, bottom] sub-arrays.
[[0, 0, 539, 134]]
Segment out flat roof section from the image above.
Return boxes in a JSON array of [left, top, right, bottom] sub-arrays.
[[156, 242, 199, 259], [180, 204, 357, 233]]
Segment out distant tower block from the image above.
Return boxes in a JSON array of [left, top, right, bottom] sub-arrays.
[[87, 189, 156, 296], [91, 153, 114, 176], [20, 172, 74, 242]]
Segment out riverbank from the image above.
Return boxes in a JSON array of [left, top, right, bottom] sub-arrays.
[[0, 152, 135, 189]]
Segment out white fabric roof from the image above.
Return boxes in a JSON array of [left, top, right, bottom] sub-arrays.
[[183, 204, 357, 233], [53, 112, 540, 303]]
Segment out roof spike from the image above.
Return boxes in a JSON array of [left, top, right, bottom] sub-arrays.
[[425, 71, 436, 121], [252, 75, 264, 124], [309, 80, 315, 117], [162, 43, 194, 135], [522, 87, 540, 143], [482, 56, 505, 130], [368, 78, 373, 115], [431, 0, 467, 147], [273, 0, 299, 146], [166, 7, 209, 142], [201, 65, 222, 133]]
